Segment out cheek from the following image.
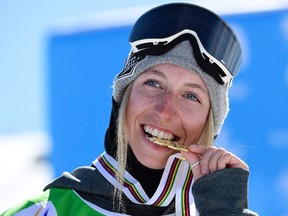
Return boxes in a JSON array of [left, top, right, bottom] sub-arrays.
[[183, 108, 209, 141], [126, 89, 146, 130], [127, 86, 152, 115]]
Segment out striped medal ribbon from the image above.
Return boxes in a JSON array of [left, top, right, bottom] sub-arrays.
[[93, 152, 195, 215]]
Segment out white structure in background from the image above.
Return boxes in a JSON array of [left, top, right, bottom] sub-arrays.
[[0, 133, 53, 212]]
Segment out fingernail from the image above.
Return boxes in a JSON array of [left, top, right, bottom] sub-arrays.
[[189, 144, 198, 147], [202, 167, 208, 175]]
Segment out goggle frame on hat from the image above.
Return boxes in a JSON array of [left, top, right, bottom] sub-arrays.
[[130, 29, 233, 87], [127, 3, 242, 88]]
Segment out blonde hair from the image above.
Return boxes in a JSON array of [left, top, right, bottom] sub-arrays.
[[113, 84, 214, 211], [113, 83, 132, 212], [197, 108, 214, 147]]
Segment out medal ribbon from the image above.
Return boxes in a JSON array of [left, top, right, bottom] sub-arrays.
[[93, 152, 195, 215]]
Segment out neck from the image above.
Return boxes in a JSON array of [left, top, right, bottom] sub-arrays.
[[127, 147, 164, 198]]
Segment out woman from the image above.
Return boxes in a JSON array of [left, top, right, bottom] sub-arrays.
[[1, 3, 258, 216]]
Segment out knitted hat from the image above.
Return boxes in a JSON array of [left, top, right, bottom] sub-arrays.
[[113, 40, 229, 137]]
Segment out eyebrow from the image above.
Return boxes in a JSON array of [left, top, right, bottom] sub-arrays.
[[149, 69, 208, 95], [185, 83, 208, 95], [149, 69, 167, 79]]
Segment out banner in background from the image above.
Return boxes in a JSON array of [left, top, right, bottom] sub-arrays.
[[48, 8, 288, 215]]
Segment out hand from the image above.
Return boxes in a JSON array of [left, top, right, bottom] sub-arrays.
[[181, 144, 249, 181]]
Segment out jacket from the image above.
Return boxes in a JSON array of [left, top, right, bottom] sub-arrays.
[[1, 154, 258, 216]]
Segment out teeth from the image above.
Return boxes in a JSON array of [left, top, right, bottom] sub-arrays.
[[158, 130, 165, 139], [167, 133, 173, 140], [144, 125, 175, 140]]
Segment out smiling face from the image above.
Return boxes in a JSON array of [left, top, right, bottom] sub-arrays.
[[125, 63, 210, 169]]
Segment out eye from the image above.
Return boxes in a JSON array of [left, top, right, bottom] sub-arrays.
[[184, 93, 200, 103], [144, 79, 161, 88]]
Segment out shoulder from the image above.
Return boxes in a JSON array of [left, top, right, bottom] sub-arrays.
[[1, 188, 112, 216], [45, 165, 113, 195]]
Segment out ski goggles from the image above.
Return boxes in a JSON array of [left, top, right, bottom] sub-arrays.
[[129, 3, 242, 87]]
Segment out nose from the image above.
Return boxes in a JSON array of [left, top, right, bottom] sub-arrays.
[[154, 92, 178, 121]]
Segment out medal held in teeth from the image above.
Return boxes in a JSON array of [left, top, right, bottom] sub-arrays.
[[151, 137, 189, 152]]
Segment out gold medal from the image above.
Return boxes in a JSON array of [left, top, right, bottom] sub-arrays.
[[150, 137, 189, 152]]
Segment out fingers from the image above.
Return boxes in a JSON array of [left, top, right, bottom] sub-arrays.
[[201, 147, 227, 173], [216, 152, 232, 170], [181, 144, 249, 180]]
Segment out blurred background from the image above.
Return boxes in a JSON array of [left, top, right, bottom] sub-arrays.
[[0, 0, 287, 215]]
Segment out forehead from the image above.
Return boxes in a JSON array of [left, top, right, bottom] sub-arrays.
[[140, 63, 205, 82]]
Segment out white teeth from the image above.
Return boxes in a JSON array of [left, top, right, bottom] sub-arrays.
[[167, 133, 173, 140], [144, 125, 175, 140], [152, 128, 159, 137], [158, 131, 165, 139]]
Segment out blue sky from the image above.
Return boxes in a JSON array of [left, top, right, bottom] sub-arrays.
[[0, 0, 192, 133], [1, 0, 287, 134]]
